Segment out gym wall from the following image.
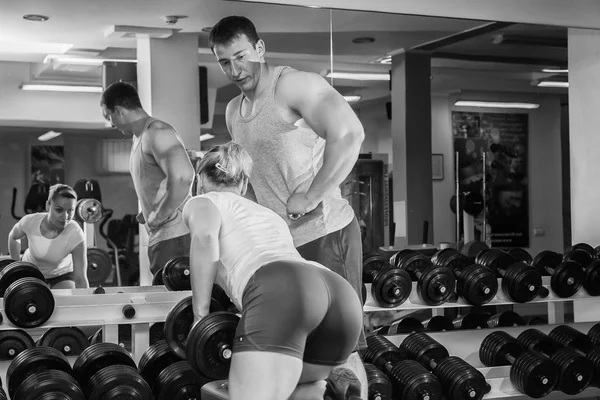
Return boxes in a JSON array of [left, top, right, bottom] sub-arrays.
[[356, 92, 564, 256]]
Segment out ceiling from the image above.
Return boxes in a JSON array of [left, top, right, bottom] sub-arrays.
[[0, 0, 570, 136]]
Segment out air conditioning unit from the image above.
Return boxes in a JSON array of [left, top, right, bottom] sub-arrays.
[[95, 139, 131, 174]]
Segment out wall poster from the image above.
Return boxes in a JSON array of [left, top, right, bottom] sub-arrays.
[[452, 112, 529, 247], [27, 146, 65, 213]]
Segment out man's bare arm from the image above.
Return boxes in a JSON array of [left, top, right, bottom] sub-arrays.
[[147, 125, 195, 226], [281, 70, 365, 207]]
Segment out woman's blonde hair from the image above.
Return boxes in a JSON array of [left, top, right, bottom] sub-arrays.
[[47, 184, 77, 203], [196, 142, 253, 187]]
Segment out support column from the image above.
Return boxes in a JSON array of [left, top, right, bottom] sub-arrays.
[[135, 33, 201, 285], [391, 51, 434, 247], [568, 28, 600, 322]]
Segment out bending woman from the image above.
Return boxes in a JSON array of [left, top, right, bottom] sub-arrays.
[[7, 184, 89, 289], [183, 142, 364, 400]]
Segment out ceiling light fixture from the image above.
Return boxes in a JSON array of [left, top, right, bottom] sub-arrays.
[[542, 68, 568, 73], [20, 84, 103, 93], [43, 54, 137, 65], [38, 131, 62, 141], [343, 96, 362, 103], [454, 101, 540, 109], [326, 71, 390, 81], [200, 133, 215, 141], [537, 81, 569, 88], [23, 14, 49, 22]]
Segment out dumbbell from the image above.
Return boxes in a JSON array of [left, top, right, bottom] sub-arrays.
[[0, 261, 55, 328], [486, 311, 525, 328], [72, 342, 152, 399], [517, 329, 594, 395], [532, 251, 584, 298], [376, 317, 424, 335], [185, 311, 240, 380], [0, 329, 35, 360], [452, 313, 489, 330], [36, 327, 89, 356], [460, 240, 489, 259], [565, 243, 597, 261], [424, 316, 455, 332], [7, 346, 82, 399], [507, 248, 533, 264], [479, 331, 559, 398], [361, 335, 443, 400], [364, 363, 393, 400], [561, 246, 600, 296], [362, 253, 412, 307], [431, 248, 498, 306], [400, 332, 490, 400], [162, 256, 191, 291], [392, 250, 456, 306], [476, 249, 548, 303], [139, 340, 209, 399], [548, 325, 594, 356], [164, 295, 225, 359]]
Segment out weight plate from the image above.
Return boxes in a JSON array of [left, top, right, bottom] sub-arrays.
[[364, 363, 393, 400], [564, 249, 593, 268], [155, 361, 209, 400], [363, 253, 388, 283], [4, 277, 54, 328], [508, 248, 533, 264], [453, 313, 489, 330], [566, 243, 596, 257], [388, 359, 443, 400], [72, 342, 137, 389], [0, 259, 16, 272], [389, 249, 415, 268], [76, 198, 103, 224], [511, 350, 558, 398], [0, 388, 6, 400], [479, 331, 524, 367], [0, 261, 46, 297], [86, 248, 112, 285], [153, 267, 165, 286], [426, 316, 455, 332], [502, 263, 542, 303], [416, 266, 456, 306], [550, 261, 584, 298], [487, 311, 525, 328], [433, 356, 490, 400], [549, 347, 593, 395], [164, 295, 224, 359], [457, 264, 498, 306], [186, 311, 240, 380], [371, 267, 411, 307], [463, 191, 484, 216], [461, 241, 489, 259], [138, 340, 182, 388], [87, 364, 152, 400], [150, 322, 165, 345], [7, 346, 72, 399], [584, 260, 600, 296], [37, 327, 89, 356], [0, 329, 34, 360], [385, 317, 424, 335], [162, 256, 191, 291], [531, 250, 562, 275], [12, 370, 85, 400]]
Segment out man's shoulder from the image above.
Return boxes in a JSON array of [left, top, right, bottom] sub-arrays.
[[275, 67, 323, 99], [146, 119, 176, 135]]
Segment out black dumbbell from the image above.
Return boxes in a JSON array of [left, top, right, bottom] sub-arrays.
[[565, 243, 597, 259], [476, 249, 548, 303], [7, 346, 80, 399], [486, 311, 525, 328], [400, 332, 491, 400], [507, 248, 533, 264], [563, 248, 595, 268], [0, 329, 35, 360], [36, 327, 89, 356], [12, 370, 83, 400], [0, 261, 55, 328], [185, 311, 240, 380], [392, 250, 456, 306], [431, 248, 498, 306], [362, 253, 412, 308], [479, 331, 558, 398], [532, 251, 584, 298], [548, 325, 594, 356], [526, 316, 547, 326], [361, 335, 443, 400], [517, 329, 594, 395], [72, 342, 151, 399], [560, 246, 600, 296], [376, 317, 424, 335], [424, 316, 455, 332], [162, 256, 191, 291], [364, 363, 393, 400], [452, 313, 489, 330]]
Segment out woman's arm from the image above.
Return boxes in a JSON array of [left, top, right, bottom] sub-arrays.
[[71, 241, 89, 288], [7, 221, 26, 261], [183, 197, 222, 322]]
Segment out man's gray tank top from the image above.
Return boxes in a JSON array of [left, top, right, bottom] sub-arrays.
[[129, 118, 191, 247], [229, 66, 355, 247]]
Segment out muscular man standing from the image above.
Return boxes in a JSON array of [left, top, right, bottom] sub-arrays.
[[100, 82, 194, 275], [210, 16, 367, 399]]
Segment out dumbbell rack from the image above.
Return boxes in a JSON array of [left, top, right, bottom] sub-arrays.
[[364, 280, 600, 399]]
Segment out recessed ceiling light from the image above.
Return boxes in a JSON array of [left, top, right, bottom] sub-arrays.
[[353, 37, 375, 44], [202, 27, 213, 33], [542, 68, 568, 73], [23, 14, 49, 22]]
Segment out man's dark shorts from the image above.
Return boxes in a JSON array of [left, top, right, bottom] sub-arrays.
[[296, 216, 366, 351], [148, 234, 191, 275]]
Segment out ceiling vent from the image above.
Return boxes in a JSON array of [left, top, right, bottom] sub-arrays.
[[105, 25, 179, 40]]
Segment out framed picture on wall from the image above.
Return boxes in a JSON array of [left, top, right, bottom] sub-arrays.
[[432, 154, 444, 180]]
